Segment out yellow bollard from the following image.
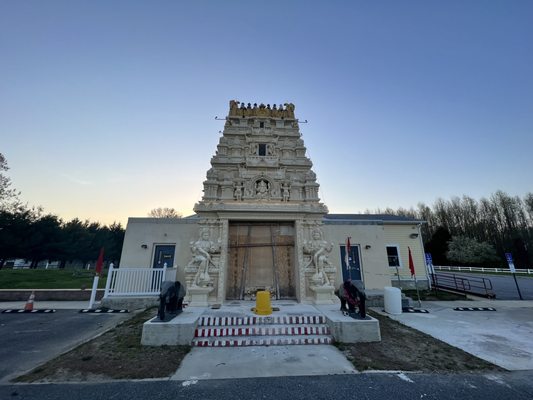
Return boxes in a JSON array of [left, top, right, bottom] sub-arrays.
[[254, 290, 272, 315]]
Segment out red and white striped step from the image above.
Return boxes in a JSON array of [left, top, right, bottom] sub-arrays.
[[193, 314, 333, 347], [194, 336, 332, 347], [195, 324, 330, 338], [197, 315, 327, 327]]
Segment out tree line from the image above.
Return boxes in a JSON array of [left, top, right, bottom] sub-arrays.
[[0, 153, 124, 269], [0, 210, 125, 269], [368, 191, 533, 268]]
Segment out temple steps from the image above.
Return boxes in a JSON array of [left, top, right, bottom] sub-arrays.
[[197, 315, 327, 327], [193, 335, 333, 347], [195, 324, 331, 337], [192, 314, 333, 347]]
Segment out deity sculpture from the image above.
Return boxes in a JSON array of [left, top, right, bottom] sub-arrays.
[[303, 228, 333, 286], [256, 179, 269, 198], [187, 229, 220, 287], [234, 182, 243, 201], [266, 143, 276, 156], [282, 183, 290, 202]]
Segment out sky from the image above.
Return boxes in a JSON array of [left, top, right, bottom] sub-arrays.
[[1, 1, 532, 226]]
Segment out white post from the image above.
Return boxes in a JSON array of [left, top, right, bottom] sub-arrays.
[[88, 275, 99, 309], [161, 263, 168, 292], [104, 264, 114, 298]]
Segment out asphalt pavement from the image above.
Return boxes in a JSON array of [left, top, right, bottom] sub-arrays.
[[435, 272, 533, 300], [0, 304, 131, 383], [2, 372, 533, 400]]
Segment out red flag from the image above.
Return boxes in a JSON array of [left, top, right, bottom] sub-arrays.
[[95, 247, 105, 276], [345, 237, 351, 268], [408, 246, 415, 277]]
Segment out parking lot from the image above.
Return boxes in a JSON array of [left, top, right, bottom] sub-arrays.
[[0, 304, 131, 382]]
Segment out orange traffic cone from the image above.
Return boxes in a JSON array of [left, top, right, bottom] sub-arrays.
[[24, 291, 35, 311]]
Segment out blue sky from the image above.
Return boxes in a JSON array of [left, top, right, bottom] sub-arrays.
[[1, 1, 532, 225]]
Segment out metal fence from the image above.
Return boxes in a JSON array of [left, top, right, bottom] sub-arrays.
[[434, 265, 533, 275]]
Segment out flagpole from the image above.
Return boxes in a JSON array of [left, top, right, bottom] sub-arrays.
[[414, 274, 422, 308], [395, 266, 401, 288], [408, 247, 422, 308]]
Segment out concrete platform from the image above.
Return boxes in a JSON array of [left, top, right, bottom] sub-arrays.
[[316, 303, 381, 342], [141, 300, 381, 346], [141, 306, 204, 345], [376, 300, 533, 371]]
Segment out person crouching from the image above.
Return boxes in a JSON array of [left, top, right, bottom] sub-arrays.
[[337, 279, 366, 319]]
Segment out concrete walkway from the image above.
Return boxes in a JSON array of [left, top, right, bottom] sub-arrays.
[[379, 300, 533, 371], [172, 345, 356, 381]]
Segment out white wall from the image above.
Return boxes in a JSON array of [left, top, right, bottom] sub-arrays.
[[322, 223, 391, 290], [120, 217, 200, 283]]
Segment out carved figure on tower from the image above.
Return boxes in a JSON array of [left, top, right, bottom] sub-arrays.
[[256, 179, 270, 199]]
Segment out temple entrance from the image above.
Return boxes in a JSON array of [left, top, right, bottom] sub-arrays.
[[226, 222, 296, 300]]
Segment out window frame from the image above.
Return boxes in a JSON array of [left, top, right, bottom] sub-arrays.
[[386, 244, 402, 268]]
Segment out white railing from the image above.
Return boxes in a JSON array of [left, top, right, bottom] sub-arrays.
[[104, 265, 167, 297], [434, 265, 533, 275]]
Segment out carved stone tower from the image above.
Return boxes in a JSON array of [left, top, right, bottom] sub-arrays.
[[187, 101, 336, 305]]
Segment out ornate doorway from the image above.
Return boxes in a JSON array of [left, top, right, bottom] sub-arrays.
[[226, 222, 296, 300]]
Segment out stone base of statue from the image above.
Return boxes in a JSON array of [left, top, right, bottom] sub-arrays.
[[310, 284, 335, 304], [188, 286, 213, 307]]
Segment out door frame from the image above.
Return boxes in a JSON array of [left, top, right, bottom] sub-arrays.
[[340, 243, 363, 282], [152, 244, 176, 269]]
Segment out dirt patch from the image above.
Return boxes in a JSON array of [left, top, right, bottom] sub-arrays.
[[14, 308, 190, 382], [337, 310, 503, 372]]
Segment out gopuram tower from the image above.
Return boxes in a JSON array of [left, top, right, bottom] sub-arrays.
[[187, 101, 336, 305]]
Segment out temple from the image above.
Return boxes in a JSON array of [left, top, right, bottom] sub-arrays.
[[117, 101, 428, 307]]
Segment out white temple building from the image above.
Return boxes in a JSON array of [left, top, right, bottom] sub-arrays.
[[117, 101, 428, 306]]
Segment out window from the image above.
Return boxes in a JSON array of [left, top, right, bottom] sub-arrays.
[[259, 121, 265, 128], [386, 245, 401, 267], [258, 143, 266, 156]]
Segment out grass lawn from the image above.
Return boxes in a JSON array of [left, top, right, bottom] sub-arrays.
[[0, 269, 108, 289]]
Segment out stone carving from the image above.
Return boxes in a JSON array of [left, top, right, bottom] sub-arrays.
[[250, 143, 259, 155], [234, 181, 243, 201], [228, 101, 296, 119], [256, 179, 270, 199], [195, 100, 328, 212], [303, 228, 333, 286], [282, 182, 290, 202], [186, 228, 221, 287], [284, 103, 295, 119], [229, 100, 239, 116], [266, 143, 276, 156]]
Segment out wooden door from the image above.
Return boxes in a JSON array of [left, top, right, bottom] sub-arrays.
[[226, 222, 295, 300]]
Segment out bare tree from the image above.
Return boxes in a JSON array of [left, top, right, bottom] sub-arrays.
[[148, 207, 182, 219]]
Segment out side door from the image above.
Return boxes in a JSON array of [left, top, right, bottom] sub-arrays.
[[152, 245, 175, 269], [340, 244, 362, 281]]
